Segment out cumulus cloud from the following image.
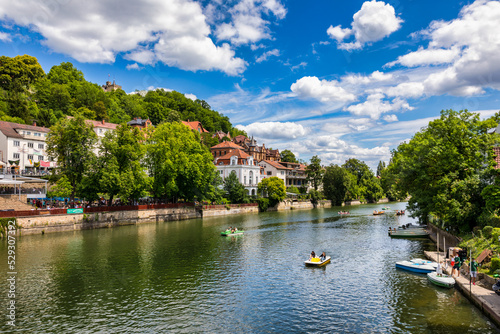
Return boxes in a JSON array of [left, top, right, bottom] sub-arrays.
[[345, 93, 413, 119], [0, 31, 11, 41], [184, 93, 197, 101], [215, 0, 286, 45], [0, 0, 246, 75], [290, 76, 356, 103], [382, 114, 398, 122], [342, 70, 394, 85], [256, 49, 280, 63], [236, 121, 309, 139], [126, 63, 141, 70], [327, 0, 402, 50], [386, 46, 461, 68]]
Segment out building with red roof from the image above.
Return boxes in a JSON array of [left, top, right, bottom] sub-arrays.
[[214, 148, 261, 196]]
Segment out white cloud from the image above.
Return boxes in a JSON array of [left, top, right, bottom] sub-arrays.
[[345, 93, 413, 119], [0, 0, 246, 75], [290, 76, 356, 103], [0, 31, 11, 41], [215, 0, 286, 45], [328, 0, 403, 50], [385, 82, 425, 98], [382, 114, 398, 122], [184, 93, 197, 101], [342, 70, 393, 85], [386, 46, 461, 68], [326, 25, 352, 42], [256, 49, 280, 63], [236, 121, 309, 139], [126, 63, 141, 70]]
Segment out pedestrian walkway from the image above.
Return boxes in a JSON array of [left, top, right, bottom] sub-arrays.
[[425, 251, 500, 327]]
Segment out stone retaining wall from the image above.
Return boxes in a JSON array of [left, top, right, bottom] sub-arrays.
[[202, 205, 259, 217], [16, 206, 201, 235]]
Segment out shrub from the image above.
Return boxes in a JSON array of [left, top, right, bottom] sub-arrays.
[[493, 228, 500, 243], [491, 258, 500, 274], [257, 198, 269, 212], [483, 226, 494, 238]]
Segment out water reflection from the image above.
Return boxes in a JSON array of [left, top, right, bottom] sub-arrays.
[[0, 202, 497, 333]]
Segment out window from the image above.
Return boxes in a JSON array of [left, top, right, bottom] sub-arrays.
[[34, 132, 41, 137], [13, 153, 19, 159], [13, 141, 20, 147], [281, 171, 284, 175], [38, 156, 43, 161], [26, 131, 31, 135], [249, 171, 253, 185], [99, 129, 103, 133], [267, 171, 272, 176], [38, 144, 44, 149], [28, 154, 33, 160], [244, 176, 246, 184], [28, 142, 34, 148]]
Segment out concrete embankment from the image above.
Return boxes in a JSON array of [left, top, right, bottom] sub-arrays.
[[424, 250, 500, 328]]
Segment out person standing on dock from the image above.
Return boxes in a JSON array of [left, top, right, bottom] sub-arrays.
[[470, 258, 478, 285], [452, 252, 461, 277]]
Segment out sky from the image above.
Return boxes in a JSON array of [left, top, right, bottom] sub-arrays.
[[1, 0, 500, 170]]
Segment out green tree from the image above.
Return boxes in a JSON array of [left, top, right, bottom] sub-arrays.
[[258, 176, 286, 207], [323, 164, 351, 206], [376, 161, 386, 177], [0, 55, 44, 92], [223, 171, 246, 204], [342, 158, 375, 201], [390, 109, 496, 231], [46, 114, 97, 201], [280, 149, 298, 163], [97, 125, 148, 205], [146, 122, 215, 202], [48, 175, 72, 199], [364, 177, 384, 203], [305, 155, 323, 191]]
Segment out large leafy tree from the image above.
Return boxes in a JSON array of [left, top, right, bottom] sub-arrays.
[[258, 176, 286, 206], [390, 109, 497, 231], [96, 124, 149, 205], [323, 165, 352, 206], [305, 155, 323, 191], [280, 149, 298, 163], [223, 171, 246, 203], [146, 122, 215, 202], [342, 158, 375, 201], [46, 114, 97, 201]]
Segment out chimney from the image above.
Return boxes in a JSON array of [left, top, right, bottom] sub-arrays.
[[33, 122, 36, 126], [102, 120, 105, 124]]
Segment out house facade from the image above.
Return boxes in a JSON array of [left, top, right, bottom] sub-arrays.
[[182, 120, 209, 134], [210, 141, 245, 160], [215, 149, 261, 196], [279, 161, 309, 188], [0, 121, 54, 173], [258, 160, 288, 184]]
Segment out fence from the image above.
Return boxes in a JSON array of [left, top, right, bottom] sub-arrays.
[[202, 203, 258, 210], [0, 203, 195, 218]]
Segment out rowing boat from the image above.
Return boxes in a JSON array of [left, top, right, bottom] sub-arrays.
[[427, 272, 455, 288], [221, 230, 244, 236], [395, 260, 436, 273]]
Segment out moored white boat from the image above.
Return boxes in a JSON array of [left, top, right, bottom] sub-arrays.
[[395, 260, 436, 273], [410, 258, 438, 269], [304, 256, 331, 267], [427, 272, 455, 288]]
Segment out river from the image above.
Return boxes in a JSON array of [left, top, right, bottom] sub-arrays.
[[0, 202, 497, 333]]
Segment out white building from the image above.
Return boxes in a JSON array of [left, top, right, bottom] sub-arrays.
[[258, 160, 288, 184], [215, 149, 261, 196], [0, 121, 54, 173]]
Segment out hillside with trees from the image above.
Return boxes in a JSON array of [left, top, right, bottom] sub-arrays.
[[0, 55, 235, 133]]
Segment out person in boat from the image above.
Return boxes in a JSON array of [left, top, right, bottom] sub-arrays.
[[319, 252, 326, 261], [309, 251, 316, 261], [436, 261, 443, 277]]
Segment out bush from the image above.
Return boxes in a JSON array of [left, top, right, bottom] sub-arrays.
[[257, 198, 269, 212], [491, 258, 500, 274], [483, 226, 494, 238], [493, 228, 500, 243]]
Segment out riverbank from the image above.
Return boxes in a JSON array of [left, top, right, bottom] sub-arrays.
[[424, 250, 500, 327]]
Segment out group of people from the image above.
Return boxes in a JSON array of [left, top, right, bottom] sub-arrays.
[[449, 251, 479, 284], [309, 251, 327, 261], [395, 210, 405, 215], [338, 211, 350, 215], [225, 227, 239, 233]]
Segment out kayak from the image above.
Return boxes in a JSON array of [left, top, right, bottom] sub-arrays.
[[427, 272, 455, 288], [221, 230, 244, 236], [373, 211, 385, 215], [304, 256, 331, 267], [395, 260, 436, 273]]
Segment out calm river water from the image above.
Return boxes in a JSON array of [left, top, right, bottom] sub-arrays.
[[1, 202, 498, 333]]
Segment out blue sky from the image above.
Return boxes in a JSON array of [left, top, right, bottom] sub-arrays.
[[1, 0, 500, 170]]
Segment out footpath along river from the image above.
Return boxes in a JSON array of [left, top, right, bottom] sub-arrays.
[[0, 202, 498, 333]]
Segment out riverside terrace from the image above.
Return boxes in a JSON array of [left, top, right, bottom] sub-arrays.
[[0, 174, 47, 200]]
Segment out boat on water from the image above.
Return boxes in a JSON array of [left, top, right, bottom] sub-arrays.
[[373, 210, 385, 215], [395, 260, 436, 273], [395, 210, 405, 215], [389, 228, 428, 238], [410, 258, 438, 269], [304, 256, 331, 267], [382, 207, 390, 210], [427, 272, 455, 288], [221, 230, 244, 236]]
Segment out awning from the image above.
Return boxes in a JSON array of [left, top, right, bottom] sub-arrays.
[[0, 180, 24, 185]]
